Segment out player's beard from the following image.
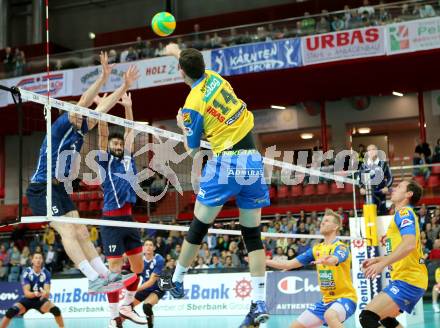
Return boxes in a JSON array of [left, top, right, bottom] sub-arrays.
[[110, 149, 124, 159]]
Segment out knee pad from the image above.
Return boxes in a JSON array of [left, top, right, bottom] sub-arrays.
[[5, 306, 20, 319], [186, 217, 210, 245], [49, 306, 61, 317], [240, 226, 263, 253], [359, 310, 381, 328], [143, 303, 153, 316], [380, 317, 400, 328]]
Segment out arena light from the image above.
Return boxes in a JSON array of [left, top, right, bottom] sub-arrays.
[[271, 105, 286, 110], [392, 91, 404, 97], [300, 133, 314, 140], [358, 127, 371, 134], [138, 121, 149, 125], [88, 32, 96, 40]]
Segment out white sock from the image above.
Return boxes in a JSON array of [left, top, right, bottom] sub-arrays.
[[122, 291, 136, 306], [78, 260, 99, 281], [172, 262, 188, 283], [250, 276, 266, 302], [90, 256, 110, 277], [109, 303, 119, 319]]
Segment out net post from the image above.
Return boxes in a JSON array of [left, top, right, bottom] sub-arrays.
[[45, 102, 52, 220]]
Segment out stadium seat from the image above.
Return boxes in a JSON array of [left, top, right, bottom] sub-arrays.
[[427, 175, 440, 188], [303, 184, 316, 196], [316, 183, 329, 196], [290, 185, 303, 197], [21, 196, 28, 206], [432, 165, 440, 175], [330, 182, 342, 195], [343, 183, 353, 194], [78, 201, 89, 212], [71, 192, 81, 202], [269, 186, 276, 199], [89, 200, 100, 212], [277, 185, 289, 200]]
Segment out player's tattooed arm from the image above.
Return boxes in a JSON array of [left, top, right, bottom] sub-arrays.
[[266, 258, 303, 271]]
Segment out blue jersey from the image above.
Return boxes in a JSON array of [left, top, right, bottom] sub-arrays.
[[98, 151, 137, 212], [31, 113, 88, 183], [141, 254, 165, 292], [21, 267, 51, 292]]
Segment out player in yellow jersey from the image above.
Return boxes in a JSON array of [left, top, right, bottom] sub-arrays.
[[267, 209, 357, 328], [360, 179, 427, 328], [433, 267, 440, 313], [157, 43, 270, 328]]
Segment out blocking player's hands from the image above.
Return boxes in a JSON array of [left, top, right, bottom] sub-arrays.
[[39, 287, 49, 300], [164, 43, 181, 58], [100, 51, 115, 81], [123, 65, 140, 89], [93, 93, 108, 106], [117, 92, 132, 108]]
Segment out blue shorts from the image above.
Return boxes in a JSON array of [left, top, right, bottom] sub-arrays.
[[308, 298, 356, 325], [197, 151, 270, 209], [135, 288, 165, 302], [100, 215, 143, 258], [26, 183, 76, 216], [382, 280, 425, 314]]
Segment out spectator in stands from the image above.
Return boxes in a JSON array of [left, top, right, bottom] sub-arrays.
[[256, 26, 271, 42], [135, 36, 146, 59], [125, 46, 138, 62], [45, 245, 56, 272], [416, 3, 437, 18], [376, 3, 391, 24], [226, 28, 239, 46], [297, 238, 310, 254], [155, 43, 165, 57], [54, 59, 63, 71], [89, 226, 98, 246], [170, 244, 181, 260], [430, 239, 440, 260], [108, 49, 118, 64], [297, 222, 309, 235], [359, 144, 393, 215], [348, 10, 364, 28], [418, 204, 429, 229], [2, 46, 14, 74], [398, 4, 414, 22], [358, 0, 375, 17], [211, 32, 225, 48], [224, 256, 234, 268], [209, 255, 224, 269], [301, 12, 316, 34], [433, 138, 440, 163], [165, 258, 176, 272], [421, 231, 432, 254], [20, 246, 31, 267], [272, 247, 288, 262], [192, 23, 204, 50], [216, 235, 230, 252], [358, 144, 367, 163], [316, 15, 331, 34], [14, 50, 26, 77], [0, 244, 10, 266], [43, 226, 55, 250], [343, 5, 353, 27], [331, 15, 345, 31], [229, 241, 242, 267], [9, 245, 21, 267], [194, 256, 208, 269], [415, 138, 432, 161], [286, 247, 296, 260], [276, 236, 289, 253], [155, 236, 166, 256]]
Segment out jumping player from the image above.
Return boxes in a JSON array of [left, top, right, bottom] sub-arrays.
[[96, 92, 147, 327], [360, 179, 427, 328], [26, 53, 140, 293], [158, 43, 271, 328], [266, 209, 357, 328], [0, 252, 64, 328], [131, 238, 166, 328]]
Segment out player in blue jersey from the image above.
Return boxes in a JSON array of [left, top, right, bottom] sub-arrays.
[[130, 238, 166, 328], [26, 53, 140, 293], [0, 252, 64, 328], [96, 92, 147, 327]]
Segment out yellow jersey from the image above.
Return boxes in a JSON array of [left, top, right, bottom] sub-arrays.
[[436, 267, 440, 284], [181, 70, 254, 154], [297, 240, 357, 303], [385, 206, 428, 290]]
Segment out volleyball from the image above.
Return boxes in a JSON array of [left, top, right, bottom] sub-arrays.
[[151, 12, 176, 37]]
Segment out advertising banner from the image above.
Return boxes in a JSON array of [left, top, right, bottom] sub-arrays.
[[302, 26, 385, 65], [0, 282, 23, 316], [211, 38, 301, 76]]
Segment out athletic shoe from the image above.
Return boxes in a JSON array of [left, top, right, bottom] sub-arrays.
[[119, 304, 148, 324], [158, 274, 184, 298], [433, 303, 440, 313], [88, 277, 124, 294], [108, 317, 123, 328], [107, 272, 137, 287], [238, 301, 269, 327]]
